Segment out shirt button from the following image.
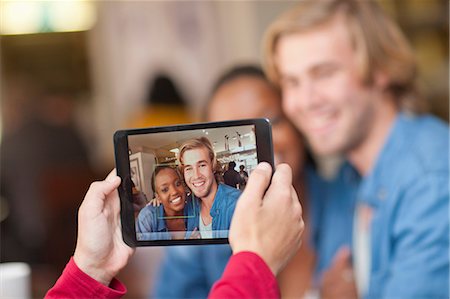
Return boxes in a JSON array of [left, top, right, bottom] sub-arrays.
[[377, 188, 387, 200]]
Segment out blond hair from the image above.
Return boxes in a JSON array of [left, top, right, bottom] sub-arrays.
[[178, 137, 223, 181], [263, 0, 426, 113]]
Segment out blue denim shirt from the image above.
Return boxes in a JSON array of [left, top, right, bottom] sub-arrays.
[[135, 195, 198, 240], [190, 183, 241, 238], [152, 114, 449, 299], [308, 162, 359, 280], [153, 244, 232, 299], [358, 113, 449, 299], [311, 113, 449, 298]]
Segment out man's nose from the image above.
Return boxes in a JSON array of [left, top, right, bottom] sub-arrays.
[[193, 166, 200, 178], [300, 80, 322, 110], [292, 80, 323, 112]]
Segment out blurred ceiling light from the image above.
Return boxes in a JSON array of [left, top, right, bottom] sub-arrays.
[[48, 1, 96, 32], [1, 1, 42, 35], [170, 148, 180, 154], [0, 0, 96, 35]]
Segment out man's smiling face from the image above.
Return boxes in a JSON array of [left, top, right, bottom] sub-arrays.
[[276, 16, 380, 156], [182, 146, 217, 199]]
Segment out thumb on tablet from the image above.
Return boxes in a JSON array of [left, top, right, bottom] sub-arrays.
[[237, 162, 272, 208]]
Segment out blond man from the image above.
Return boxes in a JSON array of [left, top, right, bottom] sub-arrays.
[[264, 1, 449, 298], [179, 137, 241, 239]]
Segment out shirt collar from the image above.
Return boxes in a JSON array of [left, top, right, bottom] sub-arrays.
[[154, 195, 195, 232], [155, 205, 169, 232], [190, 183, 228, 217], [356, 112, 414, 207], [211, 183, 226, 214]]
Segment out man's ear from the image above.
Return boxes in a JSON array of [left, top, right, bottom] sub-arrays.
[[374, 70, 389, 91]]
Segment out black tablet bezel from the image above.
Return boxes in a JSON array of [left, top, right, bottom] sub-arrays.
[[114, 118, 274, 247]]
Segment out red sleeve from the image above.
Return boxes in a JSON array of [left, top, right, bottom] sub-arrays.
[[45, 257, 126, 299], [209, 251, 280, 299]]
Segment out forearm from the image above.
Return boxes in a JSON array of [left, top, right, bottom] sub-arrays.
[[45, 257, 126, 299], [209, 252, 280, 299]]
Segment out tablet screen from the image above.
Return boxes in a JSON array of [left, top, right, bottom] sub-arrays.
[[114, 119, 273, 246], [129, 124, 255, 241]]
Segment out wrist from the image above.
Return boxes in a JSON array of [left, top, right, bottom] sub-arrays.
[[73, 252, 114, 286], [232, 248, 278, 276], [254, 253, 278, 276]]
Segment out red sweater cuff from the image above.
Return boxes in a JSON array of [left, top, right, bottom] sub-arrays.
[[210, 251, 280, 299], [45, 257, 126, 299]]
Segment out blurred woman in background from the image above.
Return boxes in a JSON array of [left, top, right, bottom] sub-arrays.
[[153, 65, 315, 298]]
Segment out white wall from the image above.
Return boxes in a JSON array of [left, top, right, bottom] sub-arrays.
[[87, 1, 295, 168]]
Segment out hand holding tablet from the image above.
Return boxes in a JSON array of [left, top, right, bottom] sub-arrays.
[[229, 162, 304, 275], [114, 119, 274, 246], [47, 120, 304, 296], [73, 170, 135, 286]]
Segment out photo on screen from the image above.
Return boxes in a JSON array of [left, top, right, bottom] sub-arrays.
[[128, 124, 257, 241]]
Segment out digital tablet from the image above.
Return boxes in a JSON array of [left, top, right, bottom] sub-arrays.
[[114, 119, 274, 247]]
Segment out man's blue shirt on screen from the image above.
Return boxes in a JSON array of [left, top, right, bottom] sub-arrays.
[[191, 183, 241, 238]]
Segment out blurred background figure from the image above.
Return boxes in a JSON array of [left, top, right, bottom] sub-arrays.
[[129, 73, 192, 128], [238, 165, 248, 190], [152, 65, 317, 299], [264, 1, 449, 298], [222, 161, 241, 189], [0, 81, 96, 295]]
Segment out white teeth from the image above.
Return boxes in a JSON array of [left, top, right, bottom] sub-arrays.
[[310, 113, 335, 130], [315, 115, 331, 124], [193, 182, 205, 187], [171, 197, 181, 204]]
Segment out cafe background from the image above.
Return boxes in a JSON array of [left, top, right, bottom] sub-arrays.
[[0, 1, 448, 297]]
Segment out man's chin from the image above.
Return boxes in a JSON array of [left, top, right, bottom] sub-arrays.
[[191, 189, 207, 198], [309, 140, 343, 157]]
